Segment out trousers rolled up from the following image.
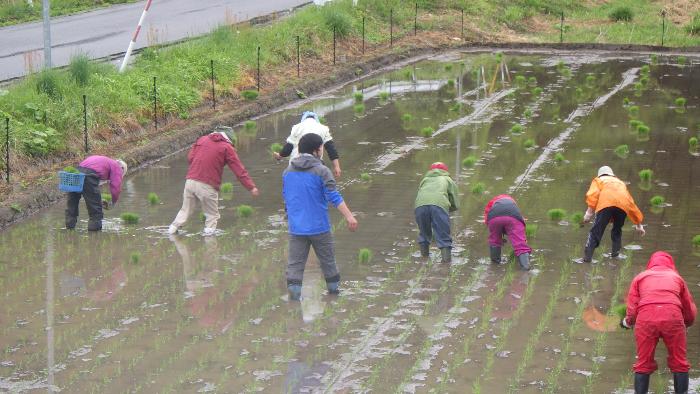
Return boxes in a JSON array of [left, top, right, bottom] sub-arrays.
[[585, 206, 626, 255], [65, 167, 103, 231], [286, 232, 340, 286], [171, 179, 220, 230], [415, 205, 452, 249], [487, 216, 531, 256]]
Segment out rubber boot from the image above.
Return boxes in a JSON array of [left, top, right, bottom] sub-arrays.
[[490, 246, 502, 264], [517, 253, 531, 271], [440, 248, 451, 264], [634, 373, 650, 394], [583, 246, 594, 263], [673, 372, 689, 394], [419, 243, 430, 258], [288, 284, 302, 301], [327, 282, 340, 295]]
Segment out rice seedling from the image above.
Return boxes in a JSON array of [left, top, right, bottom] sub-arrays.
[[220, 182, 233, 193], [353, 103, 365, 114], [378, 91, 390, 101], [270, 143, 283, 154], [358, 248, 372, 263], [63, 166, 79, 173], [523, 138, 535, 148], [319, 116, 327, 125], [360, 173, 371, 182], [531, 87, 543, 96], [586, 75, 596, 85], [525, 223, 538, 238], [120, 212, 140, 224], [353, 92, 364, 103], [68, 54, 92, 86], [199, 212, 206, 222], [462, 155, 477, 167], [236, 205, 253, 218], [554, 152, 565, 163], [692, 235, 700, 247], [570, 211, 584, 226], [547, 208, 566, 221], [401, 113, 413, 122], [640, 75, 649, 85], [677, 56, 687, 65], [449, 102, 462, 112], [510, 124, 523, 134], [629, 119, 642, 129], [622, 97, 630, 106], [244, 120, 256, 130], [523, 108, 533, 118], [614, 144, 629, 158], [627, 105, 639, 116], [241, 90, 259, 100], [675, 97, 687, 107], [147, 192, 160, 205], [575, 87, 584, 96], [528, 76, 537, 86], [514, 75, 527, 85], [129, 252, 140, 265], [690, 137, 698, 150], [101, 193, 112, 203], [650, 195, 665, 207], [471, 182, 485, 194], [447, 79, 455, 88], [609, 6, 633, 22], [637, 124, 650, 138], [640, 65, 650, 74], [612, 304, 627, 319], [420, 127, 434, 137], [638, 169, 653, 182], [444, 63, 453, 71]]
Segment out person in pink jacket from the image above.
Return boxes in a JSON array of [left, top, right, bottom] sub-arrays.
[[621, 251, 697, 394]]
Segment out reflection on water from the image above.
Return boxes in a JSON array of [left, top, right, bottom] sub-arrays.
[[0, 51, 698, 392]]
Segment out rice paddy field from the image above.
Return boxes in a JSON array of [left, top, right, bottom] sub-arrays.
[[1, 49, 699, 393]]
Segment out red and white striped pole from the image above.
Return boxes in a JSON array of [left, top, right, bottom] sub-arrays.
[[119, 0, 153, 73]]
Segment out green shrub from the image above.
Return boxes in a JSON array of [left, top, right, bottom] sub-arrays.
[[270, 143, 283, 153], [63, 166, 79, 174], [638, 169, 653, 182], [686, 13, 700, 35], [353, 103, 365, 114], [609, 6, 633, 22], [236, 205, 253, 218], [524, 138, 535, 148], [220, 182, 234, 193], [35, 69, 62, 99], [693, 234, 700, 247], [147, 192, 160, 205], [360, 173, 371, 182], [689, 137, 698, 150], [614, 144, 630, 158], [650, 195, 665, 207], [462, 155, 477, 167], [121, 212, 140, 225], [244, 120, 256, 130], [353, 92, 364, 103], [23, 125, 59, 157], [401, 113, 413, 122], [322, 6, 352, 38], [525, 223, 537, 239], [675, 97, 687, 107], [420, 127, 434, 137], [612, 304, 627, 319], [358, 248, 372, 264], [547, 208, 566, 221], [241, 90, 258, 100], [554, 152, 565, 163], [68, 54, 93, 86], [471, 182, 485, 194], [129, 252, 140, 265], [510, 124, 523, 134], [570, 212, 584, 225]]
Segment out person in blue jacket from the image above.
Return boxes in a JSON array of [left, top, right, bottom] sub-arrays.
[[282, 133, 358, 301]]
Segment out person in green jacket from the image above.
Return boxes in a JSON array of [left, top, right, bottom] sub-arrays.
[[414, 162, 460, 263]]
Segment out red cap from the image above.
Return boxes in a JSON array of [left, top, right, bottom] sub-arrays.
[[430, 162, 448, 172]]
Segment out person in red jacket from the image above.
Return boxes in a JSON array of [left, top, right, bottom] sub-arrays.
[[621, 251, 697, 394], [168, 127, 259, 235]]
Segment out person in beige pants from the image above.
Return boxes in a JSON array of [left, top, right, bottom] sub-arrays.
[[169, 127, 259, 235]]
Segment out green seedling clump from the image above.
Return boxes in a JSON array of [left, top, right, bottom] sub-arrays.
[[462, 155, 477, 168], [650, 195, 665, 207], [447, 79, 455, 88], [570, 212, 584, 226], [615, 144, 630, 158], [547, 208, 567, 221], [510, 124, 523, 134], [101, 193, 112, 203], [640, 65, 650, 74], [675, 97, 687, 107], [353, 103, 365, 114], [586, 75, 596, 85], [523, 108, 533, 118], [471, 182, 485, 194], [401, 113, 413, 122], [130, 252, 140, 265], [629, 119, 642, 129], [638, 169, 653, 182], [420, 127, 434, 137], [690, 137, 699, 150], [244, 120, 256, 130], [640, 75, 650, 86], [622, 97, 630, 106], [531, 87, 543, 96], [121, 212, 140, 225], [147, 192, 160, 205], [650, 54, 659, 64], [353, 92, 364, 103], [554, 152, 565, 163], [318, 116, 327, 125], [449, 102, 462, 112], [63, 166, 79, 174], [627, 105, 639, 116], [523, 138, 535, 148], [360, 173, 371, 182], [270, 143, 283, 154], [444, 63, 453, 71], [358, 248, 372, 264], [575, 87, 584, 96], [514, 75, 527, 85], [677, 56, 687, 65], [379, 91, 390, 101], [637, 124, 650, 136], [609, 6, 633, 22], [236, 205, 254, 218], [241, 90, 259, 100], [693, 235, 700, 247], [612, 303, 627, 319], [528, 76, 537, 86], [525, 223, 538, 239], [220, 182, 234, 193], [199, 212, 206, 222]]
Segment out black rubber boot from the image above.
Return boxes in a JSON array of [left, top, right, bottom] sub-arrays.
[[517, 253, 531, 271], [634, 373, 650, 394], [419, 243, 430, 258], [490, 246, 501, 264], [673, 372, 689, 394], [440, 248, 451, 264], [583, 246, 594, 263]]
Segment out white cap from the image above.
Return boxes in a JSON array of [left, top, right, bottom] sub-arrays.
[[597, 165, 614, 177], [117, 159, 128, 177]]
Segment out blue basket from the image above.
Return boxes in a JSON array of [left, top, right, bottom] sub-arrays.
[[58, 171, 85, 193]]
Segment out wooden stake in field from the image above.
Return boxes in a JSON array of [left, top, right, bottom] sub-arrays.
[[83, 95, 88, 153], [4, 117, 9, 183], [210, 60, 216, 109]]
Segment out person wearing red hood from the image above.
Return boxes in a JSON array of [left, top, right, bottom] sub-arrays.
[[168, 127, 259, 236], [484, 194, 532, 270], [622, 251, 697, 394]]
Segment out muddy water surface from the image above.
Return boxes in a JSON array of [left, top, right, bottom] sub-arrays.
[[1, 51, 699, 393]]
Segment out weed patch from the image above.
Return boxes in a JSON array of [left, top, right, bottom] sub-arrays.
[[609, 7, 633, 22]]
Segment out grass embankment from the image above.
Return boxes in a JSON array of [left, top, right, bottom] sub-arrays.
[[0, 0, 139, 27]]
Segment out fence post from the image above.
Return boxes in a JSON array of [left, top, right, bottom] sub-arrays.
[[661, 10, 666, 47], [390, 9, 393, 48], [461, 8, 464, 39], [83, 94, 88, 153], [296, 35, 300, 77], [362, 16, 365, 54], [333, 26, 336, 65], [153, 76, 158, 131], [210, 59, 216, 110], [414, 3, 418, 36], [257, 46, 261, 91], [4, 117, 8, 183], [560, 12, 564, 44]]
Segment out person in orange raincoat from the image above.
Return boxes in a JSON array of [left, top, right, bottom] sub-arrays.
[[582, 165, 645, 262], [621, 251, 697, 394]]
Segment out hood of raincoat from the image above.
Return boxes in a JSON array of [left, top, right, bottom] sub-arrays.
[[290, 153, 322, 171], [646, 251, 676, 271], [424, 168, 449, 178]]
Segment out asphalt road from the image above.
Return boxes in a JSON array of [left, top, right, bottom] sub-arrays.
[[0, 0, 310, 81]]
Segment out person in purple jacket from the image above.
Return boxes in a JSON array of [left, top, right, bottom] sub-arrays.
[[65, 155, 128, 231]]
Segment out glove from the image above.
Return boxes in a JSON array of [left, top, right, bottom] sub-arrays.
[[583, 211, 593, 223], [619, 317, 632, 329], [634, 224, 646, 236], [102, 200, 112, 210]]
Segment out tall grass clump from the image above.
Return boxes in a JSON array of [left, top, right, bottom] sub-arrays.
[[121, 212, 140, 225], [358, 248, 372, 264], [686, 13, 700, 35], [35, 69, 62, 99], [147, 192, 160, 205], [241, 90, 258, 100], [638, 169, 653, 182], [650, 196, 665, 207], [220, 182, 233, 193], [420, 127, 434, 137], [547, 208, 566, 221], [462, 155, 477, 167], [236, 205, 253, 218], [68, 54, 93, 86], [322, 6, 352, 38], [609, 6, 633, 22], [614, 144, 629, 158]]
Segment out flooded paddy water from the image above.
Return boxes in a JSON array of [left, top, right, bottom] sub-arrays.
[[1, 49, 700, 393]]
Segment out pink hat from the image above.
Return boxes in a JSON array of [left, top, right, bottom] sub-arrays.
[[430, 162, 449, 172]]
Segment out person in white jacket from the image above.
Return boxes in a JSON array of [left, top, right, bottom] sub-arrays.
[[273, 111, 342, 178]]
